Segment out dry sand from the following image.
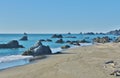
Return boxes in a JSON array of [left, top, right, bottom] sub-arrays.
[[0, 43, 120, 78]]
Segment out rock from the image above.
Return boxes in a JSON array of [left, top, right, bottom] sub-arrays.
[[79, 39, 89, 43], [56, 39, 64, 43], [39, 39, 46, 42], [46, 39, 52, 42], [0, 40, 24, 48], [22, 40, 52, 56], [73, 42, 81, 46], [114, 37, 120, 42], [66, 40, 72, 43], [110, 70, 120, 76], [20, 36, 28, 41], [61, 45, 70, 49], [51, 34, 63, 38], [105, 60, 114, 64], [68, 41, 80, 46], [68, 32, 71, 35], [93, 36, 110, 43], [33, 45, 51, 56]]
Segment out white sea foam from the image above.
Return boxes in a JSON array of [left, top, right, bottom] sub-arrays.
[[0, 55, 33, 70], [0, 55, 33, 63], [51, 47, 62, 53]]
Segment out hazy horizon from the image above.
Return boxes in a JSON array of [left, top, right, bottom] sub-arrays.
[[0, 0, 120, 33]]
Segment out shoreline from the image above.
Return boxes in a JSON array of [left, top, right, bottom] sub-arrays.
[[0, 43, 120, 78]]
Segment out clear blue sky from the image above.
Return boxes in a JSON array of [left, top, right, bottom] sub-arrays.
[[0, 0, 120, 33]]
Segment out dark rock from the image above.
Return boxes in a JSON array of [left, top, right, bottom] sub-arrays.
[[66, 40, 72, 43], [84, 32, 95, 35], [46, 39, 52, 42], [110, 70, 120, 76], [105, 60, 114, 64], [20, 36, 28, 41], [22, 40, 52, 56], [61, 45, 70, 49], [0, 40, 24, 48], [68, 32, 71, 35], [56, 39, 64, 43], [39, 39, 46, 42], [51, 34, 63, 38], [69, 41, 80, 46]]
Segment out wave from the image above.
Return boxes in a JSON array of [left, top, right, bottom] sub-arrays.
[[0, 55, 33, 70], [51, 47, 62, 53], [0, 55, 33, 63]]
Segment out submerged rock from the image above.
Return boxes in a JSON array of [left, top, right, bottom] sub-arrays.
[[0, 40, 24, 48], [22, 40, 52, 56]]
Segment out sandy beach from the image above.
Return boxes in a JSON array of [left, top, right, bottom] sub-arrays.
[[0, 43, 120, 78]]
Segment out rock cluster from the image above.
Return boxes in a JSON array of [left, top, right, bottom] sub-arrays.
[[93, 36, 110, 43], [51, 34, 63, 38]]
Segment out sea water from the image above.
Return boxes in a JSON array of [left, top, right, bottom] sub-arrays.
[[0, 34, 117, 70]]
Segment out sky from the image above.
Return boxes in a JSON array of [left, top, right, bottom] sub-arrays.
[[0, 0, 120, 33]]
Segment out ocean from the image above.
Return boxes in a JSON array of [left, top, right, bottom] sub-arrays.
[[0, 34, 117, 70]]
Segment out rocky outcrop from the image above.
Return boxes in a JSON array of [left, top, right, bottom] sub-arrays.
[[51, 34, 63, 38], [22, 40, 52, 56], [93, 36, 110, 43], [55, 39, 64, 43], [66, 40, 80, 46], [114, 37, 120, 42], [107, 29, 120, 35], [61, 45, 70, 49], [0, 40, 24, 48], [20, 36, 28, 41]]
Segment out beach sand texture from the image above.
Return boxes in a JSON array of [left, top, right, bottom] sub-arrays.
[[0, 43, 120, 78]]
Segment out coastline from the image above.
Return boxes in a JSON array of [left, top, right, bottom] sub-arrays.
[[0, 43, 120, 78]]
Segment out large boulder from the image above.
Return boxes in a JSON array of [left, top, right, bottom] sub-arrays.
[[55, 39, 64, 43], [20, 36, 28, 41], [0, 40, 24, 48], [22, 40, 52, 56], [51, 34, 63, 38]]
